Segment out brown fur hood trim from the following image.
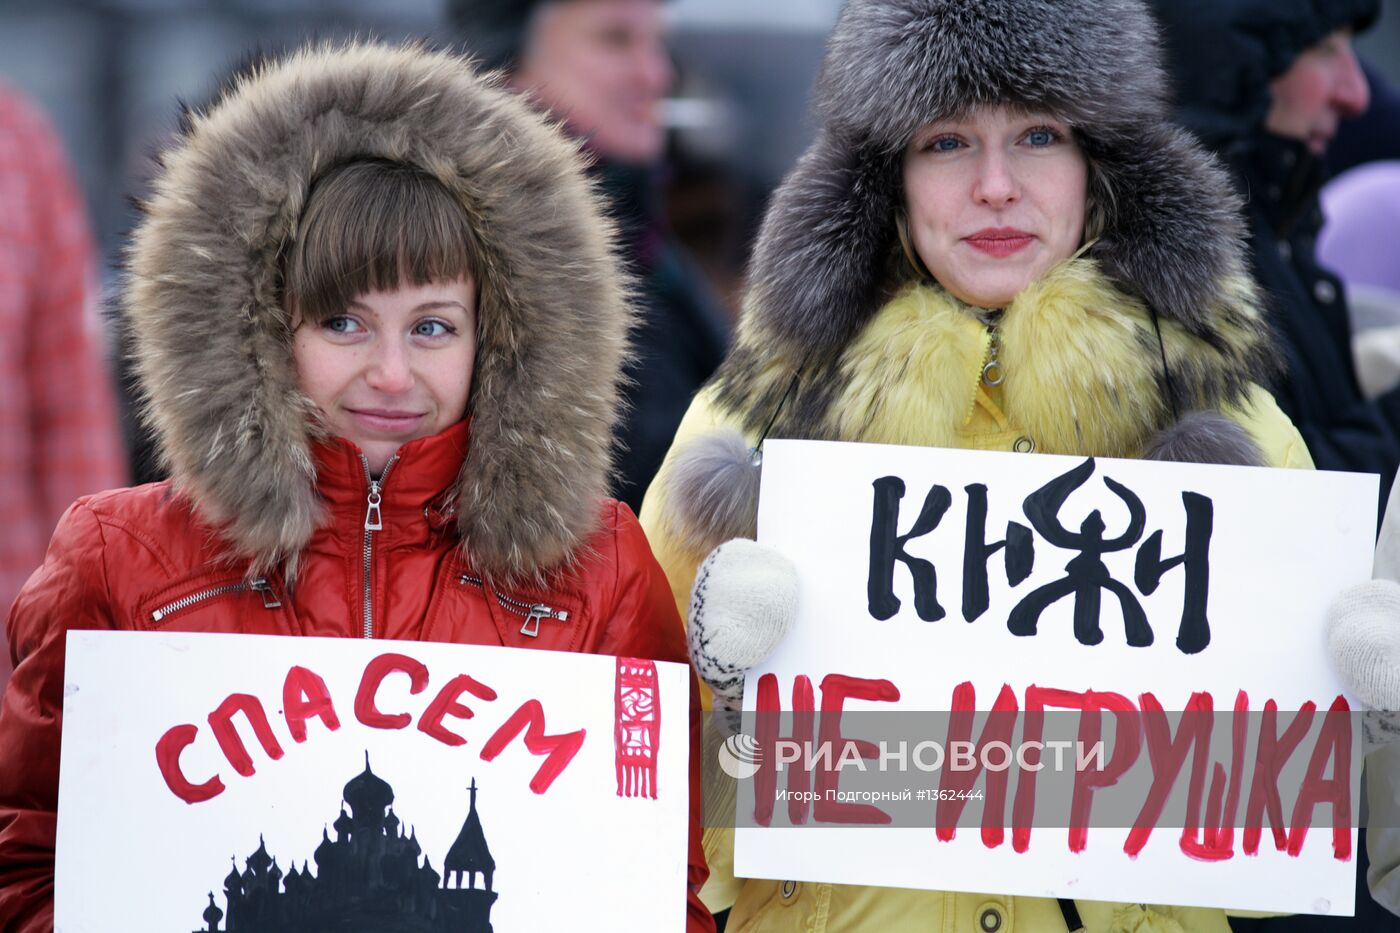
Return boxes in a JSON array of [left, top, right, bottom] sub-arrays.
[[126, 42, 629, 581], [735, 0, 1268, 370]]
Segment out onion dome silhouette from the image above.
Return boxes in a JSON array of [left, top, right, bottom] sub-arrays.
[[268, 857, 283, 887], [202, 892, 223, 928], [385, 806, 400, 837], [421, 855, 441, 888], [223, 857, 242, 895], [445, 778, 494, 890], [343, 751, 393, 823], [332, 807, 353, 841], [405, 826, 421, 858], [314, 827, 335, 868], [284, 863, 302, 896], [246, 835, 272, 875]]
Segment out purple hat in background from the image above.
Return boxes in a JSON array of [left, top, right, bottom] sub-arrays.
[[1320, 161, 1400, 329], [1320, 162, 1400, 398]]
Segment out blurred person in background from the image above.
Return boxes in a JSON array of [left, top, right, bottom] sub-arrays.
[[0, 84, 126, 693], [446, 0, 730, 513], [1147, 0, 1400, 513]]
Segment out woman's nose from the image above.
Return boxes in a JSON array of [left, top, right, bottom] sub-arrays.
[[365, 342, 414, 394], [972, 151, 1019, 208]]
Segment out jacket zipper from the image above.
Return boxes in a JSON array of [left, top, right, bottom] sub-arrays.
[[360, 453, 400, 639], [460, 573, 570, 638], [980, 314, 1004, 388], [150, 578, 281, 623]]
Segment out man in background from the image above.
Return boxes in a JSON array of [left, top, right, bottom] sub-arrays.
[[0, 84, 126, 691], [1148, 0, 1396, 510], [448, 0, 731, 512]]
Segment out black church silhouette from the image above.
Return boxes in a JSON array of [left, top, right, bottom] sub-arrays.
[[192, 755, 497, 932]]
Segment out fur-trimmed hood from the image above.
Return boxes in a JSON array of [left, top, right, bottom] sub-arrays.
[[126, 42, 630, 581], [726, 0, 1276, 408]]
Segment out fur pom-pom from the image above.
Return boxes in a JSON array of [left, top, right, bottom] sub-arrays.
[[662, 428, 762, 558], [1143, 411, 1264, 467]]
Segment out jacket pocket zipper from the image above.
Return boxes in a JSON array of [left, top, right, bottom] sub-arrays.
[[460, 574, 570, 638], [150, 578, 281, 623]]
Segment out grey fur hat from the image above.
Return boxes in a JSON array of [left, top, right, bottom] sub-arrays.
[[126, 42, 630, 582], [744, 0, 1261, 364]]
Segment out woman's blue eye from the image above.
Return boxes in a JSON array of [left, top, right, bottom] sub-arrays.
[[1026, 128, 1056, 146], [931, 136, 962, 152], [414, 320, 451, 338], [324, 316, 359, 333]]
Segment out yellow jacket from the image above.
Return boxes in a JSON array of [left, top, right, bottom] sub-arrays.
[[641, 264, 1312, 933]]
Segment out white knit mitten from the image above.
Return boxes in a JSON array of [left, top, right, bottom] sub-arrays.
[[687, 539, 799, 710], [1328, 579, 1400, 710]]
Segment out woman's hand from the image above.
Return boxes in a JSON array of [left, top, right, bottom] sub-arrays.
[[687, 539, 799, 710]]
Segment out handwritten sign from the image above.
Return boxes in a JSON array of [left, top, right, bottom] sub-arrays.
[[56, 632, 690, 932], [734, 440, 1376, 915]]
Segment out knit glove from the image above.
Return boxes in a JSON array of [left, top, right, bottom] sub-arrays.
[[1330, 469, 1400, 709], [1328, 580, 1400, 710], [687, 539, 799, 711]]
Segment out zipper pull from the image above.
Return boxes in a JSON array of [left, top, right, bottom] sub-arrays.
[[251, 578, 282, 609], [519, 605, 569, 637], [365, 482, 383, 531], [520, 607, 546, 638], [982, 326, 1004, 387]]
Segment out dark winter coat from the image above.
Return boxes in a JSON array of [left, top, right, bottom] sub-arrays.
[[1146, 0, 1398, 511], [0, 43, 712, 932], [597, 159, 730, 513]]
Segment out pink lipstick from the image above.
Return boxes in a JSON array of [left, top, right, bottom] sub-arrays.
[[965, 227, 1034, 257]]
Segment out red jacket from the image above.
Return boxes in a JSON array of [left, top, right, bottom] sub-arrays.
[[0, 422, 712, 931]]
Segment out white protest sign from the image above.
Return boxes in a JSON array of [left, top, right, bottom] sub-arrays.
[[734, 439, 1376, 915], [57, 632, 690, 932]]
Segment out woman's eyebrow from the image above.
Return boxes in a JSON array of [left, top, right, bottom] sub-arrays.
[[413, 301, 469, 312], [343, 300, 469, 312]]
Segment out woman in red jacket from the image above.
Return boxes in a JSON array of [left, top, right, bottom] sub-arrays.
[[0, 42, 711, 931]]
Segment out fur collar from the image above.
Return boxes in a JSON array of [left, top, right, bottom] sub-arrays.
[[717, 258, 1275, 451], [830, 258, 1269, 457], [125, 43, 629, 582]]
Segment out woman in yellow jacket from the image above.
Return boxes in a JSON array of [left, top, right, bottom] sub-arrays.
[[640, 0, 1313, 930]]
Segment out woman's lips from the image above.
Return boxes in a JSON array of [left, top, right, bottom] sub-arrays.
[[965, 228, 1035, 257], [346, 408, 428, 435]]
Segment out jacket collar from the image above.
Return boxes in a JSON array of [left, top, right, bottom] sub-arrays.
[[1231, 131, 1325, 238], [312, 420, 470, 541]]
